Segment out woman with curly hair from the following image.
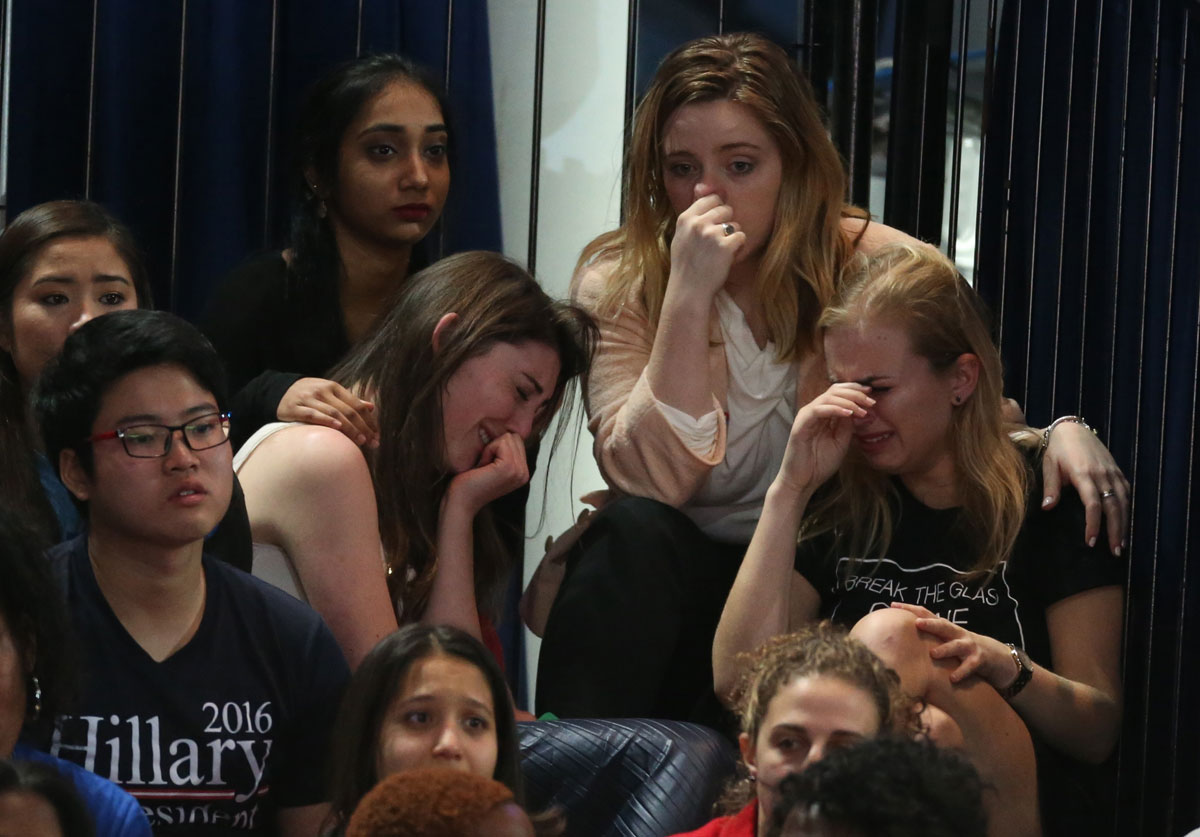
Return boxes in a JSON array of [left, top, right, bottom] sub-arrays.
[[671, 623, 915, 837]]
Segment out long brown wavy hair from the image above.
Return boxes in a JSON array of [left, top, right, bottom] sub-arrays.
[[805, 243, 1031, 576], [329, 251, 596, 619], [580, 32, 868, 360]]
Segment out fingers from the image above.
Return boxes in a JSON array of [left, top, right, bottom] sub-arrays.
[[1040, 454, 1063, 511], [889, 602, 936, 619], [279, 378, 379, 447], [1104, 475, 1131, 556]]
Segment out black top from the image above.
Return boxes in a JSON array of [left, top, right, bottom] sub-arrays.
[[46, 535, 349, 834], [793, 453, 1125, 834]]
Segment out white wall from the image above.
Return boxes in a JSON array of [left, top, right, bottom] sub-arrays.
[[488, 0, 630, 704]]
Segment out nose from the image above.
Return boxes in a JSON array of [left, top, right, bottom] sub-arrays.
[[693, 179, 726, 206], [69, 301, 103, 334], [401, 150, 430, 190], [431, 723, 464, 760], [507, 407, 537, 441], [163, 428, 201, 470], [852, 406, 875, 427]]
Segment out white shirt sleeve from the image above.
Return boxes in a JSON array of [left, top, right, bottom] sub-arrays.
[[654, 397, 720, 456]]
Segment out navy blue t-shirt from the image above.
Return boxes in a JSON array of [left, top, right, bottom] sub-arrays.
[[44, 536, 349, 834]]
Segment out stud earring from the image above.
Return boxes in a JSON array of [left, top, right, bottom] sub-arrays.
[[28, 674, 42, 721]]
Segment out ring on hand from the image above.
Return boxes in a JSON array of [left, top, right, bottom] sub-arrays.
[[721, 222, 735, 236], [1100, 489, 1116, 499]]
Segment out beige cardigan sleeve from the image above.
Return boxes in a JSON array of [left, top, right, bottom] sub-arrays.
[[572, 259, 727, 507]]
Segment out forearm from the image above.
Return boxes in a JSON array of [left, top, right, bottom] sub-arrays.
[[424, 496, 484, 641], [644, 289, 719, 419], [1008, 664, 1121, 763], [713, 481, 811, 700]]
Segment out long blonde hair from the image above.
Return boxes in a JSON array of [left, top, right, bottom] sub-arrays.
[[806, 244, 1030, 575], [580, 32, 867, 361]]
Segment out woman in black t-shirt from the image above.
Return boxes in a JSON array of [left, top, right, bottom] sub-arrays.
[[714, 243, 1123, 834]]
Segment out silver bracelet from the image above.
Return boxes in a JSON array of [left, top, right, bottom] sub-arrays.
[[1040, 415, 1096, 451]]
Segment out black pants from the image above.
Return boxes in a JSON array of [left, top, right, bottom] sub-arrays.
[[536, 497, 744, 731]]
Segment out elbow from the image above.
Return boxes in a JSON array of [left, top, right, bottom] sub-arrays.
[[1076, 696, 1123, 764], [712, 660, 739, 709]]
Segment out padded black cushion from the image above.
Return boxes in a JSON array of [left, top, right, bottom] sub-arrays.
[[518, 718, 738, 837]]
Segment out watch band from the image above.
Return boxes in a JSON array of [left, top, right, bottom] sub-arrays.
[[1000, 643, 1034, 700]]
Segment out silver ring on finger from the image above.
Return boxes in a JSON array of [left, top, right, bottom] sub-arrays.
[[721, 222, 735, 236], [1100, 489, 1116, 499]]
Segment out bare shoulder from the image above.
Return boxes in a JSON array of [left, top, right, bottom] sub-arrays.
[[243, 424, 369, 489], [839, 216, 932, 256]]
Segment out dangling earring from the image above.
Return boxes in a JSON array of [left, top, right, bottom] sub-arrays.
[[28, 674, 42, 720]]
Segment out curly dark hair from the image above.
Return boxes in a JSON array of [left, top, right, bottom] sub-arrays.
[[718, 623, 920, 815], [764, 736, 988, 837]]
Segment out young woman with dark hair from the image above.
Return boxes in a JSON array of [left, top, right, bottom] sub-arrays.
[[325, 624, 524, 834], [0, 200, 150, 543], [234, 251, 595, 667], [202, 53, 452, 448]]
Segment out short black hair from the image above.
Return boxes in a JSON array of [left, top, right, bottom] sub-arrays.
[[765, 736, 988, 837], [0, 758, 95, 836], [33, 309, 229, 477]]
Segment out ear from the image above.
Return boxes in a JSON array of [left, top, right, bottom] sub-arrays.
[[431, 312, 459, 353], [951, 352, 981, 405], [738, 731, 757, 777], [303, 164, 323, 198], [58, 448, 93, 503]]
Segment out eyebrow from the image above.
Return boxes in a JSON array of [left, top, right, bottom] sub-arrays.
[[32, 274, 132, 287], [402, 694, 494, 714], [357, 122, 448, 138], [113, 404, 218, 426], [829, 375, 888, 387]]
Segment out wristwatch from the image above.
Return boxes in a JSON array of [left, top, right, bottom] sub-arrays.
[[1000, 643, 1034, 700]]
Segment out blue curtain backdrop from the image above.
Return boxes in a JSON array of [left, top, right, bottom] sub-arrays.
[[5, 0, 502, 319], [5, 0, 518, 689], [976, 1, 1200, 832]]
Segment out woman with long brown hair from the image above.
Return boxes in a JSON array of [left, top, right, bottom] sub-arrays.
[[233, 252, 595, 668], [536, 32, 1127, 726]]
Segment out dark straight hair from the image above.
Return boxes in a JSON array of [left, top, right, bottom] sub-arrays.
[[325, 624, 523, 833], [289, 53, 449, 300], [0, 200, 151, 540]]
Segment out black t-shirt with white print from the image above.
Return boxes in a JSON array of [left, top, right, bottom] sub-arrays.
[[793, 456, 1125, 833], [44, 535, 349, 834], [794, 467, 1123, 669]]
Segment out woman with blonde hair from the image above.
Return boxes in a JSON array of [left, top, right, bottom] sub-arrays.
[[536, 32, 1127, 725], [714, 243, 1123, 833]]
